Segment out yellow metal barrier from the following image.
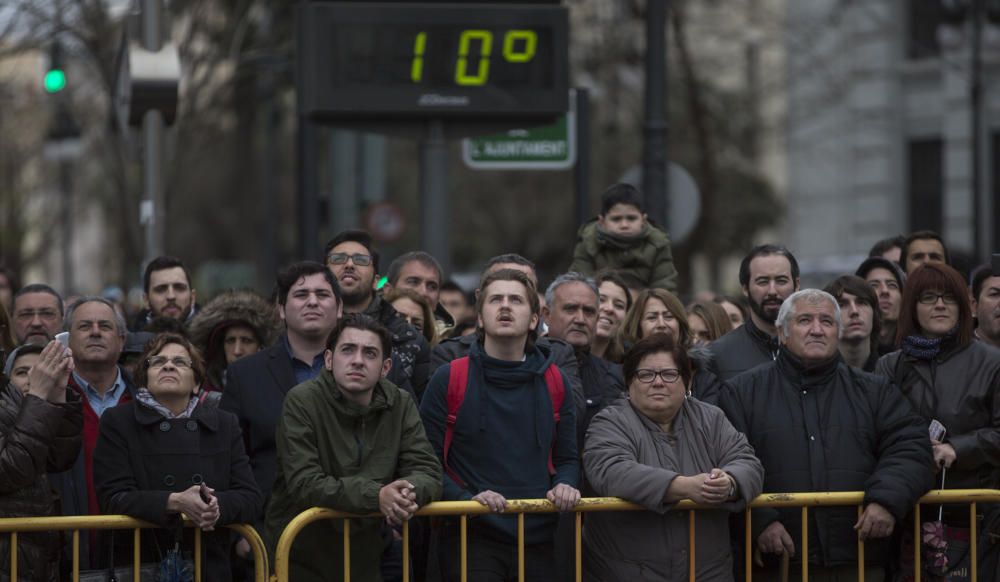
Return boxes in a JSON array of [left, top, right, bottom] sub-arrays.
[[0, 514, 269, 582], [272, 489, 1000, 582]]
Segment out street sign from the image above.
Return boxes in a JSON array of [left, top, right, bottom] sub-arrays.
[[620, 162, 701, 244], [298, 2, 569, 120], [461, 95, 575, 170]]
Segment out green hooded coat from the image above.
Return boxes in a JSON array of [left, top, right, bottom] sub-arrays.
[[265, 372, 442, 582], [570, 220, 678, 292]]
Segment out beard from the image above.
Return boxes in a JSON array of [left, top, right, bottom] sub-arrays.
[[748, 293, 783, 325], [340, 282, 374, 308]]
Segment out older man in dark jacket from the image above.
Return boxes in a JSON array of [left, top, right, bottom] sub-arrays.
[[720, 289, 933, 581]]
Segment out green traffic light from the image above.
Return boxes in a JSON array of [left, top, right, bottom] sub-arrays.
[[44, 69, 66, 93]]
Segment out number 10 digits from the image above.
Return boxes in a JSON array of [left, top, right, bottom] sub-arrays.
[[410, 29, 538, 86]]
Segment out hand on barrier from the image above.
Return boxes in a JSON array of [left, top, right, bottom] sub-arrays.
[[700, 469, 735, 504], [379, 480, 419, 525], [167, 485, 220, 530], [854, 502, 895, 540], [546, 483, 581, 511], [931, 440, 957, 471], [756, 520, 795, 561], [472, 490, 508, 513], [28, 340, 74, 403]]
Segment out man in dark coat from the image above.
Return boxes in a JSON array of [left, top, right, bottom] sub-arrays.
[[719, 289, 933, 581], [324, 230, 431, 398], [709, 244, 800, 381]]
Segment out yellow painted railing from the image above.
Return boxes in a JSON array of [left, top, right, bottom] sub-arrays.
[[272, 489, 1000, 582], [0, 515, 269, 582]]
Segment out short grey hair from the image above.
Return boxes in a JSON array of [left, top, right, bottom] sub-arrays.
[[64, 296, 128, 337], [775, 289, 842, 339], [544, 272, 599, 307]]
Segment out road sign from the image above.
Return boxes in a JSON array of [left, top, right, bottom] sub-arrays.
[[461, 95, 576, 170], [620, 162, 701, 244]]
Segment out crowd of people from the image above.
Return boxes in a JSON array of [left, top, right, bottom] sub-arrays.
[[1, 181, 999, 581]]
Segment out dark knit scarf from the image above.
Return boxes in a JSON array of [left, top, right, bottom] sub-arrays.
[[901, 329, 957, 361]]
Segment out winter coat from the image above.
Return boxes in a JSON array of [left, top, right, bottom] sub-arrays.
[[93, 398, 263, 582], [576, 349, 626, 447], [876, 339, 1000, 491], [187, 289, 280, 392], [719, 351, 933, 569], [688, 345, 722, 405], [708, 317, 780, 382], [432, 334, 586, 424], [0, 384, 82, 582], [570, 220, 678, 292], [364, 294, 432, 399], [583, 398, 763, 581], [264, 374, 441, 582], [420, 341, 579, 545]]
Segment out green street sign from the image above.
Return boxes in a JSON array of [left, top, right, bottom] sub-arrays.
[[462, 91, 576, 170]]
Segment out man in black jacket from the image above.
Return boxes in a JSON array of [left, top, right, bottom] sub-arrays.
[[720, 289, 933, 581], [709, 244, 800, 381], [324, 230, 431, 398]]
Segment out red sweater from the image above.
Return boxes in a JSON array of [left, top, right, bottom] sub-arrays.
[[68, 375, 132, 515]]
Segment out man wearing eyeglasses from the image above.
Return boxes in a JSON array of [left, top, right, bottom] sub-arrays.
[[719, 289, 932, 582], [11, 284, 64, 346], [324, 230, 431, 399]]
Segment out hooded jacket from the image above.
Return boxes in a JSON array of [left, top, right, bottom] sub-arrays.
[[570, 219, 678, 292], [364, 293, 431, 399], [265, 374, 441, 582], [420, 340, 579, 545], [188, 289, 280, 392]]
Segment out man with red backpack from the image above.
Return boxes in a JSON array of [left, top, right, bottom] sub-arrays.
[[420, 268, 580, 582]]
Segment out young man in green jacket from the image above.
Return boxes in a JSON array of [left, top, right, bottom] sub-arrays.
[[265, 314, 442, 582]]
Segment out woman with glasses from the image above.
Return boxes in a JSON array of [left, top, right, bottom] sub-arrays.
[[93, 333, 262, 581], [876, 263, 1000, 579], [583, 333, 763, 581]]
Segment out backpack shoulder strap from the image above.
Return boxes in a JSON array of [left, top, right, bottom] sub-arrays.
[[542, 363, 566, 476], [444, 357, 471, 487]]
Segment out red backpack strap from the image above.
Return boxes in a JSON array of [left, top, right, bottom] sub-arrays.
[[543, 364, 566, 476], [444, 357, 471, 488]]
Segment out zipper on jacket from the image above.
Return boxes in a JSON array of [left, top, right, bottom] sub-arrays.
[[354, 418, 366, 467]]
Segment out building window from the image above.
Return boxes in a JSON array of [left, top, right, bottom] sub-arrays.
[[907, 138, 943, 233], [908, 1, 951, 60]]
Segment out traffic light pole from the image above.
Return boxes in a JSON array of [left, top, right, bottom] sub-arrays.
[[419, 120, 451, 276], [141, 0, 166, 264], [642, 0, 669, 228]]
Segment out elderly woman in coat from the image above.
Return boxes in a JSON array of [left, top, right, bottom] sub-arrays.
[[93, 332, 262, 581], [0, 341, 80, 582], [583, 333, 763, 581]]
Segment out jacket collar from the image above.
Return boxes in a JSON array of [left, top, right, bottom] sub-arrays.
[[776, 348, 842, 386], [745, 317, 781, 356], [132, 396, 220, 431], [318, 369, 397, 416]]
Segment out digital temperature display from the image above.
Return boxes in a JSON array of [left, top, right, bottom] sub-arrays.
[[298, 3, 569, 119]]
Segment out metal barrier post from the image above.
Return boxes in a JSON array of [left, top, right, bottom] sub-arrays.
[[403, 521, 410, 582], [72, 530, 80, 581], [133, 528, 141, 581], [343, 519, 351, 582], [688, 510, 695, 582], [856, 505, 865, 582], [460, 514, 467, 582], [744, 508, 752, 582], [575, 512, 582, 582], [800, 507, 808, 582], [971, 502, 978, 582], [517, 513, 525, 582], [915, 504, 922, 582], [10, 532, 17, 580], [194, 527, 202, 582]]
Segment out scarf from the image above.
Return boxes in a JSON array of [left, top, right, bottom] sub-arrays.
[[135, 388, 198, 419], [901, 331, 954, 361]]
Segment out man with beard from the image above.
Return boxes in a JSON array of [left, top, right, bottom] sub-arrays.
[[324, 230, 430, 398], [972, 265, 1000, 349], [900, 230, 949, 275], [856, 257, 906, 355], [131, 256, 197, 331], [708, 245, 800, 381], [11, 284, 64, 346]]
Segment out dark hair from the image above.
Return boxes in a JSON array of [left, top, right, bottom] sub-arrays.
[[972, 265, 1000, 301], [896, 263, 972, 348], [621, 288, 690, 347], [595, 270, 633, 312], [135, 332, 207, 390], [325, 313, 392, 360], [65, 296, 128, 337], [386, 251, 443, 287], [324, 230, 380, 272], [868, 235, 905, 258], [714, 295, 748, 320], [384, 287, 437, 345], [901, 231, 949, 272], [738, 244, 800, 288], [483, 253, 536, 276], [855, 257, 906, 288], [616, 271, 647, 295], [0, 265, 20, 295], [143, 256, 192, 294], [475, 269, 540, 350], [145, 317, 189, 336], [440, 280, 471, 304], [600, 183, 645, 215], [276, 261, 342, 307], [443, 317, 478, 340], [13, 284, 64, 315], [622, 332, 692, 388], [686, 300, 732, 342], [823, 275, 882, 353]]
